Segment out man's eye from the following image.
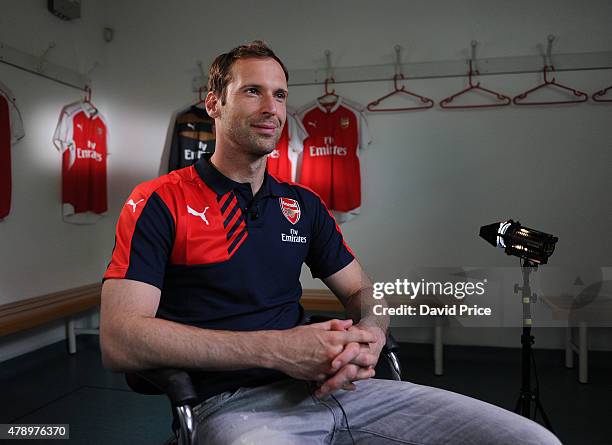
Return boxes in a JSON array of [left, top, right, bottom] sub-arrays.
[[246, 88, 258, 94], [275, 92, 287, 100]]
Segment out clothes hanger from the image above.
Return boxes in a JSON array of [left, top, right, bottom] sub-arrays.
[[440, 41, 511, 109], [316, 50, 340, 109], [513, 35, 588, 105], [592, 85, 612, 103], [83, 85, 98, 114], [367, 45, 434, 112], [512, 65, 588, 105]]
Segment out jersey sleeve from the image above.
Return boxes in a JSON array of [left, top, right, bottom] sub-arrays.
[[287, 112, 307, 154], [52, 106, 73, 153], [358, 109, 372, 150], [97, 111, 110, 155], [7, 98, 24, 143], [103, 185, 175, 289], [305, 195, 355, 279], [294, 102, 315, 155]]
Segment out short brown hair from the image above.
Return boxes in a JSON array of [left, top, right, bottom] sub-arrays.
[[207, 40, 289, 104]]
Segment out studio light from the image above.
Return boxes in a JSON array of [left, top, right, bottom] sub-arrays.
[[479, 220, 558, 264], [478, 218, 559, 431]]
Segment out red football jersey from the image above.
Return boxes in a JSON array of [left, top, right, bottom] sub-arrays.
[[0, 89, 25, 220], [53, 101, 108, 224], [266, 111, 307, 182], [297, 98, 371, 222]]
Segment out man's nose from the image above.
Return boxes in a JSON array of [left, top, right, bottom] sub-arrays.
[[260, 93, 278, 116]]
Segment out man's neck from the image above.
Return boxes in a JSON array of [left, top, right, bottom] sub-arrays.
[[209, 145, 267, 196]]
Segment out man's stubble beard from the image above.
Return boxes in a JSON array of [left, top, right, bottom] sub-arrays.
[[223, 113, 283, 159]]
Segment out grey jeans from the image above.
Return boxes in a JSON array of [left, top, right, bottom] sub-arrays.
[[194, 378, 562, 445]]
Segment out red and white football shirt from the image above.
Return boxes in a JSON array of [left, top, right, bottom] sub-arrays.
[[53, 101, 108, 224], [266, 111, 307, 182], [297, 98, 371, 222], [0, 88, 25, 220]]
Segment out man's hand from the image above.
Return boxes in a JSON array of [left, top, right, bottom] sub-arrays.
[[271, 319, 377, 383], [314, 323, 386, 398]]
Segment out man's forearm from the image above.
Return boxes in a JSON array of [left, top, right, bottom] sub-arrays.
[[101, 315, 277, 372], [344, 286, 390, 335]]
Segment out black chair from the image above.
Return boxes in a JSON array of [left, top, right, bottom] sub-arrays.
[[126, 318, 402, 445]]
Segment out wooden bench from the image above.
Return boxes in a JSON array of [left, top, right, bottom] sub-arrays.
[[0, 283, 102, 353]]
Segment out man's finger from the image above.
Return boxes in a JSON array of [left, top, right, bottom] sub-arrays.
[[320, 364, 359, 394], [329, 342, 361, 371], [341, 382, 357, 391], [309, 318, 352, 331], [349, 350, 378, 368], [315, 365, 375, 398], [328, 319, 353, 331], [343, 329, 377, 344]]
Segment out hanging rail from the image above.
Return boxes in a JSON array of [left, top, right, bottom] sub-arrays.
[[287, 50, 612, 87], [0, 41, 89, 91]]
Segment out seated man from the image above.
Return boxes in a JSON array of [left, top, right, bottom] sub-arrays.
[[100, 41, 561, 445]]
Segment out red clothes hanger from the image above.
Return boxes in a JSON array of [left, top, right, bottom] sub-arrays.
[[513, 36, 588, 106], [440, 42, 511, 109], [367, 46, 434, 112], [439, 59, 511, 109], [317, 77, 339, 106], [82, 85, 98, 114], [367, 74, 434, 111], [592, 85, 612, 103], [512, 65, 588, 105], [317, 50, 340, 109]]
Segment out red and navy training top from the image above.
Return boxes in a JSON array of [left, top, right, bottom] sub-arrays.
[[104, 157, 354, 400]]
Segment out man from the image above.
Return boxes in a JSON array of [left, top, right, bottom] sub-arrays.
[[101, 41, 561, 444]]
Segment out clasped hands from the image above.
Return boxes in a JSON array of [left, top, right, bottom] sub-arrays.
[[281, 318, 385, 398], [315, 319, 385, 398]]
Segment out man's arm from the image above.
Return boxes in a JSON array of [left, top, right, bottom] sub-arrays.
[[100, 278, 376, 382], [323, 258, 389, 335], [313, 259, 390, 397]]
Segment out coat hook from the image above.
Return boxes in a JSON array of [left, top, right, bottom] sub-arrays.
[[545, 34, 555, 67], [324, 50, 333, 80], [394, 45, 402, 76]]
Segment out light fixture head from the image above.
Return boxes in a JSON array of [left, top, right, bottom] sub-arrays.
[[480, 219, 558, 264]]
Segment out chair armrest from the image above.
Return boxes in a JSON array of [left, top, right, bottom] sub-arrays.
[[125, 368, 199, 407], [382, 333, 400, 354]]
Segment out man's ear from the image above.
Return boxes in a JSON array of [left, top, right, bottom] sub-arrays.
[[205, 91, 221, 118]]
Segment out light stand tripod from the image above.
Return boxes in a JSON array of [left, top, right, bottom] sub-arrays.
[[514, 259, 554, 432]]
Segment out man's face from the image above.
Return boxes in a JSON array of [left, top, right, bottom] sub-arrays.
[[210, 57, 288, 157]]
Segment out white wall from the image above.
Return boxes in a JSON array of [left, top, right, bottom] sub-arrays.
[[0, 0, 111, 360], [1, 0, 611, 360]]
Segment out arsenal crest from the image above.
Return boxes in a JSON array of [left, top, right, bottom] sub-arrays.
[[340, 117, 350, 129], [279, 197, 301, 225]]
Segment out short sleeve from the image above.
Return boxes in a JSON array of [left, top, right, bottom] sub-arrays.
[[97, 111, 110, 155], [305, 195, 355, 279], [8, 99, 24, 143], [358, 109, 372, 150], [287, 112, 307, 154], [52, 106, 73, 153], [103, 188, 175, 289]]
